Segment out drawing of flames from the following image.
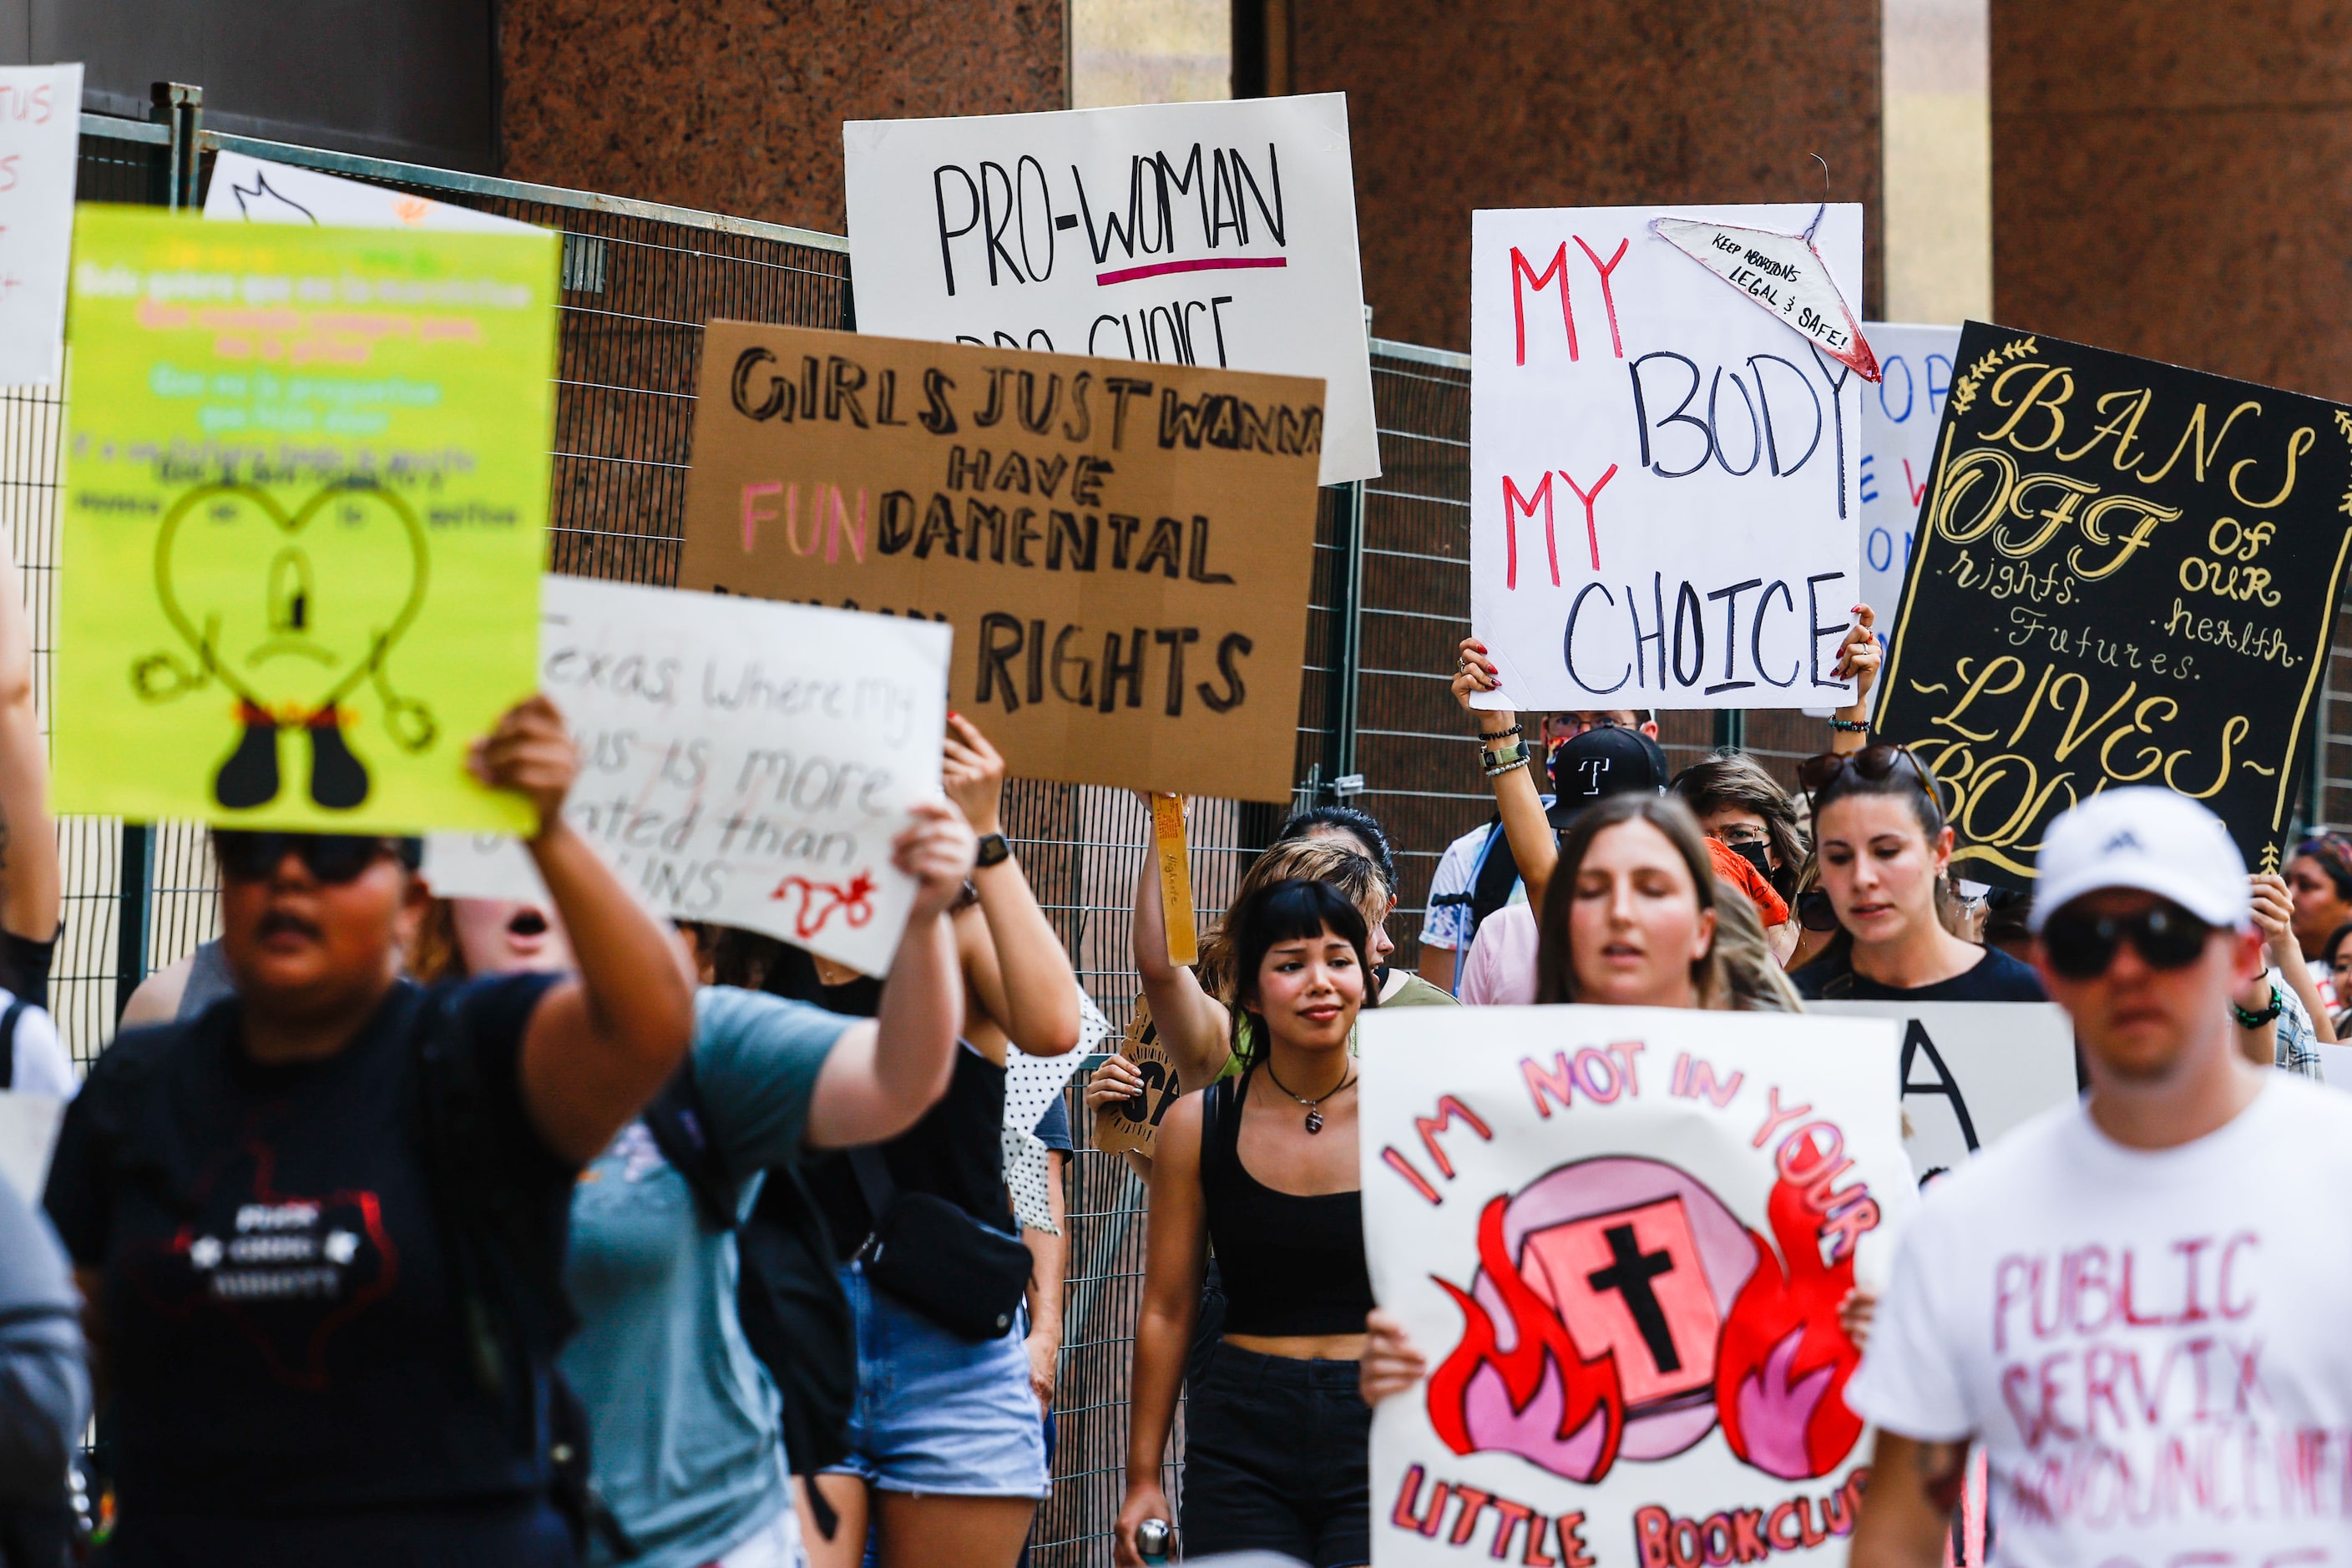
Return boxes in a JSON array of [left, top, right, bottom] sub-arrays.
[[1427, 1157, 1862, 1485]]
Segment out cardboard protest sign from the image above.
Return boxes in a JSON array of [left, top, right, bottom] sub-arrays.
[[1360, 1005, 1914, 1566], [55, 206, 558, 833], [1470, 204, 1865, 713], [203, 149, 544, 235], [0, 64, 83, 386], [1090, 999, 1181, 1156], [676, 322, 1323, 802], [842, 93, 1378, 487], [1857, 323, 1960, 650], [422, 575, 950, 975], [1874, 322, 2352, 885], [1809, 1001, 2076, 1180]]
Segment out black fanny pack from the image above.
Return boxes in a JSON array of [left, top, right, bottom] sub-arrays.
[[848, 1147, 1031, 1343]]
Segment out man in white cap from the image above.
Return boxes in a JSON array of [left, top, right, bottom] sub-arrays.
[[1847, 787, 2352, 1565]]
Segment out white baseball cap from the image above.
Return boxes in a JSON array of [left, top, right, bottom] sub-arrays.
[[2028, 787, 2252, 933]]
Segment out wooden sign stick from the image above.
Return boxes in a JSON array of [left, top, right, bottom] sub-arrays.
[[1151, 792, 1198, 967]]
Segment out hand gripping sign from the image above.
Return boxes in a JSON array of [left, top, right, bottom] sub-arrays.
[[1359, 1005, 1914, 1567], [1469, 204, 1867, 714], [423, 576, 949, 977]]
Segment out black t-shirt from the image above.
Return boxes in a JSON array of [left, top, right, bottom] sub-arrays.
[[43, 974, 566, 1520], [1792, 943, 2047, 1003]]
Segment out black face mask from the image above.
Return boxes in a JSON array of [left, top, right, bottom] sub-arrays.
[[1728, 839, 1774, 883]]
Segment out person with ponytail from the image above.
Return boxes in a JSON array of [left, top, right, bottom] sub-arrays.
[[1115, 879, 1380, 1568]]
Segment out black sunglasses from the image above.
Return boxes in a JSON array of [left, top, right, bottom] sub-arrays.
[[2039, 901, 2214, 979], [1796, 742, 1933, 804], [214, 832, 422, 885]]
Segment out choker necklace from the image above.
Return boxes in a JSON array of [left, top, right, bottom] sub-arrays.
[[1262, 1059, 1354, 1134]]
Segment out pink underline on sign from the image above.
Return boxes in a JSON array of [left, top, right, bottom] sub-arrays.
[[1095, 255, 1289, 286]]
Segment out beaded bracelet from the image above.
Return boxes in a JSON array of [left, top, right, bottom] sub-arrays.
[[1480, 739, 1532, 777], [1477, 722, 1524, 746], [1827, 717, 1869, 734]]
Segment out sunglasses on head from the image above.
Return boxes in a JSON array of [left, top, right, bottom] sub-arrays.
[[1795, 743, 1933, 805], [2038, 900, 2214, 980], [213, 832, 422, 885]]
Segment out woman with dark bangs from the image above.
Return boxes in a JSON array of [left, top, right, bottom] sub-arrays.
[[1115, 879, 1380, 1568]]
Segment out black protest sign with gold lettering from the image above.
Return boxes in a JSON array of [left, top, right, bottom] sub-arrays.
[[1875, 322, 2352, 884], [678, 322, 1324, 803]]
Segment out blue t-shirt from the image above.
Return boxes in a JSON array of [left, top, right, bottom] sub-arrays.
[[1033, 1091, 1074, 1154], [561, 987, 851, 1568]]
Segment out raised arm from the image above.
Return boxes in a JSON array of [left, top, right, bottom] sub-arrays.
[[2252, 871, 2335, 1044], [1115, 1090, 1210, 1568], [806, 801, 975, 1148], [1454, 639, 1560, 909], [1828, 604, 1882, 756], [0, 525, 58, 945], [477, 695, 697, 1166], [1129, 800, 1232, 1090], [944, 714, 1082, 1056]]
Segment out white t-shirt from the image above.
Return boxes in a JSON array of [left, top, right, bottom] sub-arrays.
[[1418, 824, 1491, 954], [3, 991, 70, 1097], [1846, 1075, 2352, 1565]]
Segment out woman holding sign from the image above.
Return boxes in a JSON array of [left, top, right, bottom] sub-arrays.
[[1360, 795, 1874, 1396], [1446, 611, 1881, 972], [417, 806, 976, 1568], [42, 695, 696, 1568], [1117, 878, 1381, 1568], [789, 711, 1084, 1568]]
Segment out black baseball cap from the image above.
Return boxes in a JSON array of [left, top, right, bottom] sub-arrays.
[[1547, 724, 1669, 809]]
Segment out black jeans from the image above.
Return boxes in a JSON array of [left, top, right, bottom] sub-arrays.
[[1180, 1342, 1371, 1568]]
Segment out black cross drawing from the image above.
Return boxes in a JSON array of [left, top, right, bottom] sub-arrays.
[[1586, 1223, 1680, 1373]]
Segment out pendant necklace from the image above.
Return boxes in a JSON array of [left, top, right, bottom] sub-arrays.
[[1262, 1060, 1354, 1134]]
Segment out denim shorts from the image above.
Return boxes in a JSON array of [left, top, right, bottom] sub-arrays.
[[822, 1260, 1050, 1500], [1180, 1342, 1371, 1568]]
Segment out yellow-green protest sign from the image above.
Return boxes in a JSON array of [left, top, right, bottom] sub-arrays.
[[56, 206, 558, 833]]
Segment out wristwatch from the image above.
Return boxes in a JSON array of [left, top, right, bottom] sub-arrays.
[[974, 832, 1011, 868]]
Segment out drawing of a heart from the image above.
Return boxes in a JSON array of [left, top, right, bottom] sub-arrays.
[[151, 481, 430, 719]]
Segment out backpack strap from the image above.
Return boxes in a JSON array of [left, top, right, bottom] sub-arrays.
[[0, 996, 22, 1090], [640, 1052, 741, 1233], [1466, 822, 1520, 937]]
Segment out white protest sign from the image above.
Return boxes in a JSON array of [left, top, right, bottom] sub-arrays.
[[1855, 322, 1960, 655], [842, 92, 1378, 488], [1809, 1000, 2076, 1181], [202, 149, 542, 234], [1470, 203, 1864, 712], [0, 1092, 66, 1206], [422, 576, 950, 974], [0, 64, 83, 387], [1360, 1004, 1914, 1566]]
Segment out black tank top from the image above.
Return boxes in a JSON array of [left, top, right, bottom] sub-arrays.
[[764, 945, 1015, 1256], [1200, 1067, 1374, 1338]]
